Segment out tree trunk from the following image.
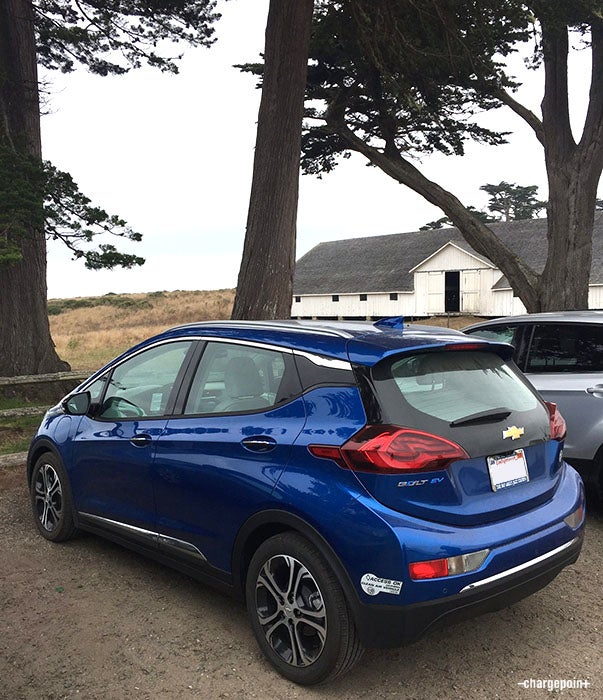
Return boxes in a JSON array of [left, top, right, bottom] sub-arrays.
[[538, 17, 603, 311], [0, 0, 68, 375], [231, 0, 314, 320]]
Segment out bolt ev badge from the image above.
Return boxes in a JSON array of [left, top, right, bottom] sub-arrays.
[[503, 425, 525, 441]]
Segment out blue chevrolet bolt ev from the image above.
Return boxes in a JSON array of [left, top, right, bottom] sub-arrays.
[[28, 318, 585, 684]]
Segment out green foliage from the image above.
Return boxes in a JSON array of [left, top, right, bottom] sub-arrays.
[[44, 162, 144, 269], [0, 143, 45, 266], [293, 0, 534, 176], [1, 2, 224, 272], [0, 414, 45, 455], [421, 183, 545, 229], [0, 142, 145, 270], [33, 1, 221, 75], [480, 181, 547, 221]]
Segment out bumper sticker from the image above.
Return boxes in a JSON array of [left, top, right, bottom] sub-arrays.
[[360, 573, 403, 596]]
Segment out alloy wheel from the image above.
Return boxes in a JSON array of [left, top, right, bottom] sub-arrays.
[[255, 554, 327, 667], [34, 463, 63, 532]]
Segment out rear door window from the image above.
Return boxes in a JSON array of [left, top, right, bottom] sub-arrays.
[[526, 323, 603, 373], [183, 342, 300, 415]]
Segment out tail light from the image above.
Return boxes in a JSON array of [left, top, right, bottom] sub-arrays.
[[309, 425, 469, 474], [409, 549, 490, 580], [545, 401, 567, 441]]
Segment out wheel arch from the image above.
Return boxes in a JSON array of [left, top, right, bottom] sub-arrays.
[[27, 438, 65, 486], [592, 442, 603, 500], [231, 509, 361, 615]]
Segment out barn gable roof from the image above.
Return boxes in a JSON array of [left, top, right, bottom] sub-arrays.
[[408, 241, 495, 273], [293, 214, 603, 295]]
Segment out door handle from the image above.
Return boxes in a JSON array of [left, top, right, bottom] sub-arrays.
[[241, 436, 277, 453], [586, 384, 603, 397], [130, 434, 152, 447]]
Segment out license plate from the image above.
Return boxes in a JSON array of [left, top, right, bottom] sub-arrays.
[[487, 449, 529, 492]]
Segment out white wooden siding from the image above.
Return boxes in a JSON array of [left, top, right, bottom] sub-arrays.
[[292, 240, 602, 319], [491, 289, 527, 317], [412, 243, 493, 273], [292, 292, 415, 319], [589, 285, 603, 308]]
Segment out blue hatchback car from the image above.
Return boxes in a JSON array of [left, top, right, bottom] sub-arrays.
[[28, 319, 585, 684]]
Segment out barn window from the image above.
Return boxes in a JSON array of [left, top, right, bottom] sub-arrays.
[[294, 296, 301, 303], [390, 292, 398, 301], [332, 294, 339, 302], [359, 294, 367, 301]]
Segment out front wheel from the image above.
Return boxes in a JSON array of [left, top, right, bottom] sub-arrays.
[[30, 453, 78, 542], [246, 532, 363, 685]]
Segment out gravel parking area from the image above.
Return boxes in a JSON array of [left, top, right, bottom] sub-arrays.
[[1, 462, 601, 700]]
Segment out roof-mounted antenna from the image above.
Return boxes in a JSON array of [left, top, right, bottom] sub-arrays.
[[374, 316, 405, 330]]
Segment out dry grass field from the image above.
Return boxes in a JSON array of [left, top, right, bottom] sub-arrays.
[[49, 287, 483, 372], [50, 289, 235, 371]]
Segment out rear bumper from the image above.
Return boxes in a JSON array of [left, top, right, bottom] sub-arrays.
[[353, 532, 583, 648]]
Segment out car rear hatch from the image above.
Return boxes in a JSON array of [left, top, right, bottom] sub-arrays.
[[342, 344, 564, 526]]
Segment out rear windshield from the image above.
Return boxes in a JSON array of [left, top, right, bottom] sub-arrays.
[[371, 350, 547, 452], [388, 351, 537, 422]]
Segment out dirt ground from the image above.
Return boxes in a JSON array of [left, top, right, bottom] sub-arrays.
[[0, 462, 601, 700]]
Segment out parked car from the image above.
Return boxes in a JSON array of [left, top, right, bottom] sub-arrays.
[[464, 311, 603, 501], [28, 318, 585, 685]]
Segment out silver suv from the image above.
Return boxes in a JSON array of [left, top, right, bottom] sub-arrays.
[[464, 311, 603, 500]]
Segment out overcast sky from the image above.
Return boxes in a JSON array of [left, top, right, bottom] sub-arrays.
[[41, 0, 597, 299]]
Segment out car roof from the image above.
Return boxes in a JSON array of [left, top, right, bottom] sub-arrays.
[[464, 310, 603, 331], [141, 318, 512, 366]]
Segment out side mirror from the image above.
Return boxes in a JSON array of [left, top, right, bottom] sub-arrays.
[[63, 391, 91, 416]]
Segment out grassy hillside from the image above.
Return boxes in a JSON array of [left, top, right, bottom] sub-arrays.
[[49, 287, 482, 372], [50, 289, 235, 370]]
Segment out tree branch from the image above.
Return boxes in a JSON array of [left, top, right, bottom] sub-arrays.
[[495, 88, 545, 145], [327, 115, 541, 310]]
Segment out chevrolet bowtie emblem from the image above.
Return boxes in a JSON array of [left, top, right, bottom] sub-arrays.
[[503, 425, 525, 440]]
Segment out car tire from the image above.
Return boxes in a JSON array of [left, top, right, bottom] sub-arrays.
[[246, 532, 364, 685], [30, 453, 78, 542]]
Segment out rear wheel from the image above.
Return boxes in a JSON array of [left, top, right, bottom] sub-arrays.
[[246, 532, 363, 685], [30, 454, 78, 542]]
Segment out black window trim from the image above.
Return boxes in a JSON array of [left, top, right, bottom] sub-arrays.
[[76, 335, 357, 420]]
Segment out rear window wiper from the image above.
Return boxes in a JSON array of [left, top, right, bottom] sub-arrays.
[[450, 408, 512, 427]]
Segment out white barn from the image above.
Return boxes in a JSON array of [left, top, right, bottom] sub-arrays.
[[292, 215, 603, 319]]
